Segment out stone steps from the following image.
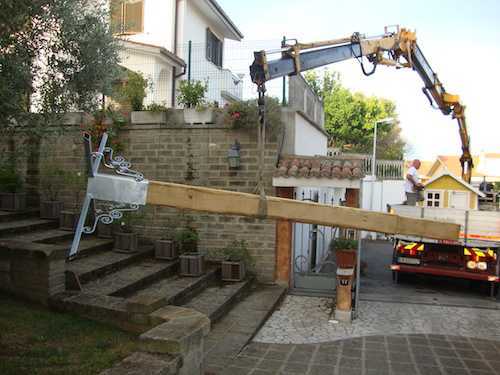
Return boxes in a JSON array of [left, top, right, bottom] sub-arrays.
[[203, 284, 287, 373], [67, 246, 153, 284], [0, 218, 58, 237], [182, 278, 254, 324], [0, 208, 39, 223], [82, 258, 179, 297], [2, 228, 74, 243], [126, 267, 220, 314], [61, 237, 116, 258]]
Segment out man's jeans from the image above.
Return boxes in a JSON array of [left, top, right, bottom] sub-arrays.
[[405, 192, 423, 206]]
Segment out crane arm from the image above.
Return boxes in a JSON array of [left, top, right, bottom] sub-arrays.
[[249, 26, 473, 182]]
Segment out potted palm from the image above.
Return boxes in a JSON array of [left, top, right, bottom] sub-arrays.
[[177, 80, 213, 124], [177, 227, 204, 276], [59, 171, 86, 231], [221, 240, 253, 282], [0, 166, 26, 211], [113, 212, 139, 253], [39, 163, 65, 219]]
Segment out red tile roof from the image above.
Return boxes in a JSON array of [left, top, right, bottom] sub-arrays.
[[275, 155, 364, 179]]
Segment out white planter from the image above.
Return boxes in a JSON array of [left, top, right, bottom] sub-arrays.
[[183, 108, 214, 124]]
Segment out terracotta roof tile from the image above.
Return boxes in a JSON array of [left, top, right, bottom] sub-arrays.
[[275, 155, 365, 180]]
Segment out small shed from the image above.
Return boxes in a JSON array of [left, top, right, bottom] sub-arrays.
[[419, 173, 486, 210]]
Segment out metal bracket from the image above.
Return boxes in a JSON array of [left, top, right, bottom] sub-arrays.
[[68, 133, 148, 259]]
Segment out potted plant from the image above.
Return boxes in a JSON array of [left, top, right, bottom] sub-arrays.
[[331, 238, 358, 269], [39, 163, 66, 219], [0, 166, 26, 211], [59, 171, 86, 231], [220, 240, 253, 282], [177, 80, 214, 124], [154, 225, 177, 260], [113, 212, 139, 253], [177, 227, 204, 276]]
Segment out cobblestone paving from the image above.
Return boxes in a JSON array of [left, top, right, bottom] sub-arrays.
[[254, 295, 500, 344], [224, 334, 500, 375]]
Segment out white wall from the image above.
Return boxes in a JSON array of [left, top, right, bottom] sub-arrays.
[[361, 179, 406, 212], [293, 113, 328, 156], [178, 0, 243, 105]]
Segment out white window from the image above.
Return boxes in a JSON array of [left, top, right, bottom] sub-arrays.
[[206, 28, 223, 68], [426, 191, 442, 207]]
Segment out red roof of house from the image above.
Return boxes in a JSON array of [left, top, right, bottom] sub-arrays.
[[275, 155, 364, 179]]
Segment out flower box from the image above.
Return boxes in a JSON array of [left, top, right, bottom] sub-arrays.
[[155, 239, 178, 260], [183, 108, 214, 124], [0, 192, 27, 211], [40, 201, 63, 219], [114, 232, 138, 253], [180, 253, 205, 277], [60, 210, 79, 231], [97, 221, 114, 239], [221, 261, 246, 282]]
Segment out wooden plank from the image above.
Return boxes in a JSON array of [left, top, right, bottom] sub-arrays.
[[147, 181, 460, 240]]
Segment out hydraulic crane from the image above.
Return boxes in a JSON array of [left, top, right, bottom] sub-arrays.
[[250, 26, 473, 182]]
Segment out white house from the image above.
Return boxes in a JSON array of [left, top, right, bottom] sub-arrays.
[[111, 0, 244, 107]]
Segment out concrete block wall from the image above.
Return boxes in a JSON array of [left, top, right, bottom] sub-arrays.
[[0, 241, 66, 305]]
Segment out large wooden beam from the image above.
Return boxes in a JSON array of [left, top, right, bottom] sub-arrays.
[[147, 181, 460, 240]]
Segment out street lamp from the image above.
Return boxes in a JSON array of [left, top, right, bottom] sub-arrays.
[[369, 117, 395, 210]]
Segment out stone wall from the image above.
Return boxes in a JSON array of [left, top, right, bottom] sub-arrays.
[[35, 111, 279, 282], [0, 240, 66, 305]]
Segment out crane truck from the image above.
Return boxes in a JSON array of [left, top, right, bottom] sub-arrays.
[[249, 26, 499, 296]]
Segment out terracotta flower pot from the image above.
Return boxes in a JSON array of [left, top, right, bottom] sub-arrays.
[[336, 249, 357, 269], [40, 201, 63, 219]]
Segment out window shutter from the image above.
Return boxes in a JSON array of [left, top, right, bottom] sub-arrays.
[[206, 28, 212, 62], [110, 0, 124, 34], [125, 0, 143, 33]]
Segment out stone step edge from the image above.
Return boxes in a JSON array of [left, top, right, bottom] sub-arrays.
[[208, 278, 255, 324], [0, 219, 58, 237], [126, 267, 221, 314], [242, 285, 288, 346], [73, 247, 153, 285], [99, 352, 182, 375], [0, 208, 40, 223], [108, 260, 179, 298]]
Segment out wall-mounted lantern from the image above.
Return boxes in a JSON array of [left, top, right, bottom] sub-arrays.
[[227, 140, 241, 169]]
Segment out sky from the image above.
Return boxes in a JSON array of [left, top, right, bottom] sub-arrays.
[[218, 0, 500, 161]]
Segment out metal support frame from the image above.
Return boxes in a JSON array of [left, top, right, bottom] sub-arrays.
[[68, 133, 148, 259]]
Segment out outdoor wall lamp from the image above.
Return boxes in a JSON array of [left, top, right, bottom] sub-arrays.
[[228, 140, 241, 169]]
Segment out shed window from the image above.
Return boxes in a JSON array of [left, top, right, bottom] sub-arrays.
[[206, 28, 223, 68], [111, 0, 144, 35], [426, 191, 442, 207]]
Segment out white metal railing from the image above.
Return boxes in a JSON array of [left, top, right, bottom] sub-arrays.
[[363, 157, 404, 180]]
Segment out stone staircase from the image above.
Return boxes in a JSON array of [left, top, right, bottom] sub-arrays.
[[0, 209, 287, 374]]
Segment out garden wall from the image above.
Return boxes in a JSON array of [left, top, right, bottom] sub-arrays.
[[33, 111, 279, 282]]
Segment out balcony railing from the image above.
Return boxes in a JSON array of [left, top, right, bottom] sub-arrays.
[[363, 157, 404, 180]]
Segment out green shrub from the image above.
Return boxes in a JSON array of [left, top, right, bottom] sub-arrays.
[[224, 97, 283, 135], [177, 80, 207, 108], [221, 240, 255, 270], [330, 238, 358, 251], [174, 227, 199, 244], [112, 70, 148, 111]]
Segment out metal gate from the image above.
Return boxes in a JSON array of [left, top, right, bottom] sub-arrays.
[[291, 187, 344, 295]]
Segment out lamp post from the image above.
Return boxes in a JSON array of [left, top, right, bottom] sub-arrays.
[[369, 117, 395, 211]]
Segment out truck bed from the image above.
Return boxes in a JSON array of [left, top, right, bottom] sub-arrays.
[[391, 205, 500, 247]]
